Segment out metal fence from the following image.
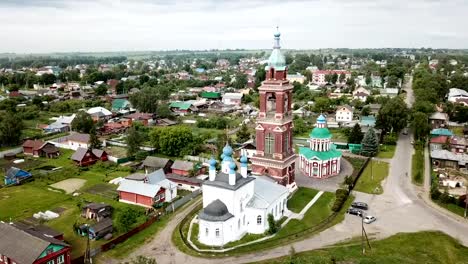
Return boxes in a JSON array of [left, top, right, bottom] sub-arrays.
[[166, 189, 202, 213]]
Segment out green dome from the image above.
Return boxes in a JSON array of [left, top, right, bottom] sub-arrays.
[[268, 49, 286, 69], [309, 127, 332, 139]]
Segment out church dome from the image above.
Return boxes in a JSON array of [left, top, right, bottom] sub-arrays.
[[222, 143, 233, 156], [310, 127, 332, 139], [317, 114, 326, 123], [240, 155, 248, 163], [268, 49, 286, 69], [229, 162, 237, 170], [209, 157, 217, 167], [203, 199, 229, 217]]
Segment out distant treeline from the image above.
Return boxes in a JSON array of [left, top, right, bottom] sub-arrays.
[[0, 56, 127, 69]]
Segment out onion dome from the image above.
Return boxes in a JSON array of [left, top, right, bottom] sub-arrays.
[[229, 161, 237, 171], [240, 155, 248, 163], [222, 143, 233, 157], [209, 157, 217, 167]]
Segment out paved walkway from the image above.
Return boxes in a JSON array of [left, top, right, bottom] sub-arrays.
[[288, 191, 324, 221]]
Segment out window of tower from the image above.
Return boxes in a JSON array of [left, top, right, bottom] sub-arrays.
[[266, 93, 276, 115], [265, 133, 275, 155]]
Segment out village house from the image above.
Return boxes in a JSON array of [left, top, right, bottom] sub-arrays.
[[222, 93, 243, 106], [81, 203, 112, 222], [117, 169, 177, 207], [71, 148, 108, 166], [44, 114, 75, 133], [431, 149, 468, 169], [429, 112, 449, 129], [88, 218, 113, 240], [200, 91, 222, 101], [379, 88, 399, 98], [352, 87, 370, 102], [0, 222, 71, 264], [311, 70, 351, 85], [366, 103, 382, 116], [112, 99, 132, 114], [335, 105, 353, 123], [65, 133, 90, 150], [169, 102, 196, 115], [87, 107, 113, 121], [236, 140, 257, 158], [448, 88, 468, 104], [142, 156, 174, 174], [171, 160, 204, 176], [125, 112, 153, 126], [23, 139, 60, 158]]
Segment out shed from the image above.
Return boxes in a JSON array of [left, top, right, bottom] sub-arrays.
[[4, 167, 32, 186]]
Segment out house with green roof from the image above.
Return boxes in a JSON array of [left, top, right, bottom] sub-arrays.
[[112, 99, 132, 113], [299, 114, 342, 179], [430, 128, 453, 138], [169, 101, 195, 114], [200, 91, 221, 100]]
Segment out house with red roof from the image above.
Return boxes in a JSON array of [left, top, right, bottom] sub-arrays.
[[22, 139, 60, 158]]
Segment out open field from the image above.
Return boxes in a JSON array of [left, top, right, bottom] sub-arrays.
[[255, 231, 468, 264], [50, 178, 86, 194]]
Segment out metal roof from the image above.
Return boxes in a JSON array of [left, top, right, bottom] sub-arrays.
[[117, 179, 161, 197], [199, 199, 234, 222]]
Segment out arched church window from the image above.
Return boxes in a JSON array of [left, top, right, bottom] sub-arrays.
[[257, 215, 262, 225], [215, 228, 220, 237], [205, 228, 209, 236], [265, 133, 275, 155]]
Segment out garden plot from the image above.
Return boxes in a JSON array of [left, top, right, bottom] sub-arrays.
[[50, 178, 86, 194]]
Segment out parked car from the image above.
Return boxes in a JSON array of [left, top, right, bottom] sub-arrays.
[[363, 215, 377, 224], [347, 208, 363, 216], [351, 202, 369, 210]]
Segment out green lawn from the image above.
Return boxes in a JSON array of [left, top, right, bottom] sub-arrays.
[[436, 201, 466, 218], [255, 231, 468, 264], [354, 160, 389, 194], [345, 157, 366, 172], [412, 145, 424, 185], [377, 145, 396, 159], [280, 192, 335, 236], [287, 187, 319, 213]]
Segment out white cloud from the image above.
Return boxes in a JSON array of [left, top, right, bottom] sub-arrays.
[[0, 0, 467, 52]]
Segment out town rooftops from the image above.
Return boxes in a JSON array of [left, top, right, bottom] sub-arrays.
[[431, 149, 468, 165], [0, 222, 69, 264], [23, 139, 46, 150], [200, 91, 221, 99], [125, 112, 153, 120], [87, 106, 112, 116], [430, 135, 448, 144], [337, 104, 353, 112]]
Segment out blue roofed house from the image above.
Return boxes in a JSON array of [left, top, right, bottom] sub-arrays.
[[4, 167, 32, 185], [430, 128, 454, 138]]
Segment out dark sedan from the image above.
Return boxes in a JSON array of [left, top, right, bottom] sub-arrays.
[[347, 207, 363, 216], [351, 202, 369, 210]]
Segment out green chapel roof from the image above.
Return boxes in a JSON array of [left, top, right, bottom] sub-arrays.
[[309, 127, 332, 139], [299, 147, 342, 160]]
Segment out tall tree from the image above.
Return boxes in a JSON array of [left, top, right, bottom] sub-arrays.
[[126, 125, 144, 157], [71, 111, 94, 133], [348, 123, 364, 144], [89, 127, 102, 149], [233, 73, 248, 89], [0, 114, 24, 146], [149, 126, 198, 157], [376, 96, 408, 134], [411, 112, 430, 141], [361, 128, 378, 157], [339, 73, 346, 83], [236, 123, 251, 143]]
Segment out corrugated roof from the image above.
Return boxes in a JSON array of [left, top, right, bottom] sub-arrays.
[[117, 179, 161, 197], [200, 91, 221, 99], [247, 176, 288, 209], [143, 156, 170, 168], [169, 102, 192, 110], [171, 160, 195, 171]]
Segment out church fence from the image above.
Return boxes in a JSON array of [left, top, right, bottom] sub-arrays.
[[166, 189, 202, 213]]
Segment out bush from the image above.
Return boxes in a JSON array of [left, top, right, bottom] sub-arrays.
[[383, 133, 397, 145], [267, 214, 278, 235], [331, 189, 349, 212]]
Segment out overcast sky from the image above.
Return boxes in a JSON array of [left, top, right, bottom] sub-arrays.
[[0, 0, 467, 53]]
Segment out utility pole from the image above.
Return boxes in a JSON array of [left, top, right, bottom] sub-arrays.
[[464, 185, 467, 219], [361, 213, 365, 255]]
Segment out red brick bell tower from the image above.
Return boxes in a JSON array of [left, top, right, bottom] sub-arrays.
[[251, 28, 296, 187]]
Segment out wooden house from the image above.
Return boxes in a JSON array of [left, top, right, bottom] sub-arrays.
[[88, 218, 113, 240], [23, 139, 60, 158], [142, 156, 173, 174], [81, 203, 112, 222], [71, 148, 107, 166]]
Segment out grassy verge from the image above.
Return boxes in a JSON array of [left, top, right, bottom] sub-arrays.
[[412, 144, 424, 185], [354, 160, 389, 194], [435, 201, 466, 218], [287, 187, 319, 213], [254, 231, 468, 264], [377, 144, 396, 159], [173, 193, 355, 258]]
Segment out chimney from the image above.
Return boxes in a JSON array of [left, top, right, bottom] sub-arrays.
[[229, 162, 236, 186]]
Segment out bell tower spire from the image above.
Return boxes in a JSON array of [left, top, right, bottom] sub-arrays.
[[251, 27, 296, 188]]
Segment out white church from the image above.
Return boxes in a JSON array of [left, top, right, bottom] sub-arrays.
[[198, 143, 289, 246]]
